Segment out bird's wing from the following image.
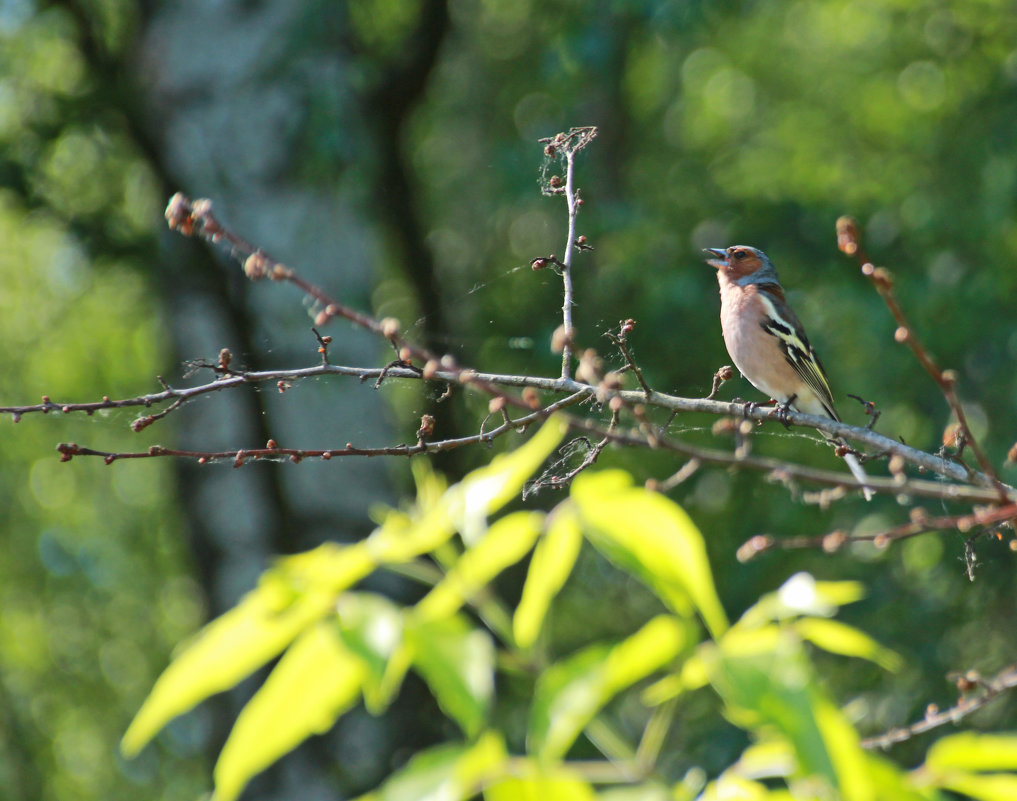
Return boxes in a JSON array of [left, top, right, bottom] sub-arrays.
[[755, 286, 838, 420]]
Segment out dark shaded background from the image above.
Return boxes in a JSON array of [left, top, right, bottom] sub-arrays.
[[2, 1, 1016, 799]]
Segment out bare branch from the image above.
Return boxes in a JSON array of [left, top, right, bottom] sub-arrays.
[[837, 217, 1009, 503], [737, 503, 1017, 561], [539, 127, 598, 380], [861, 663, 1017, 750]]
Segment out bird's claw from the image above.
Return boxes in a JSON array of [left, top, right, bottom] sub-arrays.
[[773, 395, 797, 430]]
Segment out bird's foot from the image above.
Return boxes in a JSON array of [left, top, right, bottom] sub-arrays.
[[773, 395, 797, 429], [736, 398, 774, 426]]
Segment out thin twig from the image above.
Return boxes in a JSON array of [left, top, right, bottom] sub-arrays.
[[736, 503, 1017, 561], [837, 217, 1009, 503], [706, 365, 735, 401], [55, 390, 593, 465], [861, 663, 1017, 750], [539, 127, 597, 381], [606, 319, 652, 398]]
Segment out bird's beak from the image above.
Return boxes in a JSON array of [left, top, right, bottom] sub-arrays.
[[703, 248, 727, 269]]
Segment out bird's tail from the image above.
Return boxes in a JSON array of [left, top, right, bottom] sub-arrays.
[[843, 451, 874, 501]]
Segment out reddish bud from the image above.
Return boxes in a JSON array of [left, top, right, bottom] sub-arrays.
[[380, 317, 401, 339], [835, 216, 860, 256], [712, 418, 738, 436], [822, 530, 848, 553], [269, 263, 292, 280], [244, 252, 268, 280], [417, 414, 436, 440], [550, 325, 573, 354]]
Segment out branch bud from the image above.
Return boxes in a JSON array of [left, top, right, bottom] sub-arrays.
[[836, 216, 860, 256], [380, 317, 401, 340], [870, 267, 893, 289], [822, 530, 848, 552], [243, 251, 268, 280], [165, 193, 193, 235], [417, 414, 435, 440], [550, 325, 573, 354], [711, 417, 738, 436]]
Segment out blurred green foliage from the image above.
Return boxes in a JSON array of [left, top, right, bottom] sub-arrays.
[[0, 6, 205, 801], [122, 423, 1017, 800], [3, 0, 1017, 799]]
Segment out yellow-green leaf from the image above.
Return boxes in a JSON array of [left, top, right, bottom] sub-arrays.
[[738, 573, 865, 629], [705, 627, 873, 801], [927, 732, 1017, 772], [370, 416, 565, 561], [529, 615, 688, 759], [514, 504, 583, 649], [335, 592, 405, 713], [571, 470, 728, 638], [415, 511, 544, 623], [935, 772, 1017, 801], [794, 618, 902, 672], [122, 542, 372, 756], [211, 620, 367, 801], [484, 761, 595, 801], [698, 775, 772, 801], [357, 731, 507, 801], [406, 615, 494, 738]]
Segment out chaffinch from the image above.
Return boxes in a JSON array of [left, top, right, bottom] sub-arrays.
[[704, 245, 874, 500]]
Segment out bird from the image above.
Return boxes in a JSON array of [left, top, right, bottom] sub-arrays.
[[704, 245, 874, 500]]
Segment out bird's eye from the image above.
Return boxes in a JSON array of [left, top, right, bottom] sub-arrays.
[[732, 250, 746, 260]]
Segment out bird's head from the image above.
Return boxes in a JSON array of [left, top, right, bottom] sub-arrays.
[[704, 245, 780, 286]]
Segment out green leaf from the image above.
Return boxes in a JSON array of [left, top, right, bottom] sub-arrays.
[[357, 731, 507, 801], [698, 775, 773, 801], [864, 752, 931, 801], [211, 620, 367, 801], [514, 504, 583, 649], [794, 618, 902, 672], [335, 592, 405, 713], [483, 761, 595, 801], [935, 773, 1017, 801], [406, 615, 494, 738], [122, 541, 374, 756], [415, 511, 544, 623], [738, 573, 865, 629], [733, 740, 796, 780], [570, 471, 728, 638], [596, 784, 672, 801], [704, 627, 873, 801], [529, 615, 688, 759], [927, 732, 1017, 772], [370, 416, 565, 562]]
